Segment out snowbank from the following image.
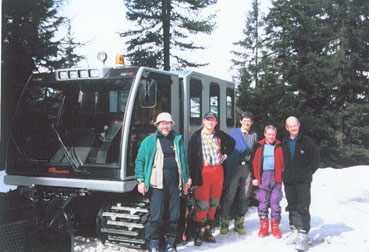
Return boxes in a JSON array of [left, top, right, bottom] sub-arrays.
[[2, 166, 369, 251], [176, 165, 369, 252]]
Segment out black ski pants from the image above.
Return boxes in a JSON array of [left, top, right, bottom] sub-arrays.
[[221, 163, 252, 218], [145, 168, 180, 240], [284, 182, 311, 233]]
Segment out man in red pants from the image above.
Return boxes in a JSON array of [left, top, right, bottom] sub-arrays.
[[188, 112, 235, 246]]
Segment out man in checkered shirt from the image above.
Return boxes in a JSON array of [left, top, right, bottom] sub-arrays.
[[188, 112, 235, 246]]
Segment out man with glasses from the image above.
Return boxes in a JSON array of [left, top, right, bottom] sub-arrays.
[[188, 112, 235, 246], [219, 111, 258, 235], [135, 112, 192, 252]]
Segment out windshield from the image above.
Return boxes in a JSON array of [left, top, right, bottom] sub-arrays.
[[8, 77, 133, 176]]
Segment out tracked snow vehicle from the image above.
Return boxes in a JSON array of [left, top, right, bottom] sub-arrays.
[[3, 56, 235, 250]]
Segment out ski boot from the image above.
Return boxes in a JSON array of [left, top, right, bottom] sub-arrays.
[[219, 217, 230, 234], [194, 226, 205, 246], [234, 216, 246, 235], [285, 225, 298, 245], [148, 239, 159, 252], [271, 219, 282, 238], [204, 224, 216, 243], [165, 236, 177, 252], [258, 217, 269, 237], [295, 231, 308, 251]]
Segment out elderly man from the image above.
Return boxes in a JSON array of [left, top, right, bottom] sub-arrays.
[[135, 112, 191, 252], [188, 112, 235, 246], [282, 116, 320, 251]]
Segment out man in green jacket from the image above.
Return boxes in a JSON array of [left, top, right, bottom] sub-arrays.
[[135, 112, 192, 252]]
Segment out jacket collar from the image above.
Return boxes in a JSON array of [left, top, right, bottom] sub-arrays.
[[285, 132, 303, 142], [289, 132, 303, 141], [156, 130, 175, 140], [258, 138, 281, 146], [240, 128, 254, 135]]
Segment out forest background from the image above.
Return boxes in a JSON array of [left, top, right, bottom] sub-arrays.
[[1, 0, 369, 168]]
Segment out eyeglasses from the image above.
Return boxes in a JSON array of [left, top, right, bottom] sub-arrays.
[[241, 119, 252, 123], [159, 122, 172, 126]]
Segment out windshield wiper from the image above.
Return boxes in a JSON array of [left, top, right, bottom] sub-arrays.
[[55, 96, 65, 128], [10, 74, 35, 170], [50, 124, 88, 174], [51, 95, 87, 174]]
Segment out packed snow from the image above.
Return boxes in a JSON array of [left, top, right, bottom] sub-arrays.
[[2, 166, 369, 252], [175, 165, 369, 252]]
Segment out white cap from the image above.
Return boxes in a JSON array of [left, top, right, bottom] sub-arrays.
[[154, 112, 175, 126]]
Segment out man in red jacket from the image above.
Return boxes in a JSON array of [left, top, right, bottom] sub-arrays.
[[251, 125, 284, 239]]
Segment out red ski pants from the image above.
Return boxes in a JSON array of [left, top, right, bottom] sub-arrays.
[[193, 164, 224, 223]]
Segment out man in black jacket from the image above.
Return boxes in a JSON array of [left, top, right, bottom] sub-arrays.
[[188, 112, 235, 246], [282, 116, 320, 251]]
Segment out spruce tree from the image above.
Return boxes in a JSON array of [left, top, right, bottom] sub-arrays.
[[59, 20, 86, 68], [263, 0, 369, 166], [232, 0, 264, 87], [121, 0, 217, 70], [324, 0, 369, 165], [232, 0, 288, 135], [231, 0, 264, 125], [1, 0, 83, 168], [235, 0, 369, 166]]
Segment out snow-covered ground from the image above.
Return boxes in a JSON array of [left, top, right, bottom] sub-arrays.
[[176, 165, 369, 252], [2, 166, 369, 251]]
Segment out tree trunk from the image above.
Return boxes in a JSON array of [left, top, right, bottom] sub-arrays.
[[162, 0, 171, 70]]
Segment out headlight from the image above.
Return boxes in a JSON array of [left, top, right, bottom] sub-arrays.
[[78, 70, 89, 78], [89, 69, 99, 78], [56, 68, 105, 80], [58, 71, 68, 80], [69, 71, 78, 79]]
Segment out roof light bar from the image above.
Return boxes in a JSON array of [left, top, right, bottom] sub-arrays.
[[55, 68, 110, 81]]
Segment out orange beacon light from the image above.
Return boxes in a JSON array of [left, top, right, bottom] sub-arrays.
[[116, 55, 125, 65]]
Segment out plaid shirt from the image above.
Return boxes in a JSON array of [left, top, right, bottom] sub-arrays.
[[201, 129, 221, 166]]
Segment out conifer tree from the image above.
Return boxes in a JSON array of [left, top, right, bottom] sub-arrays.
[[59, 20, 86, 68], [324, 0, 369, 165], [232, 0, 287, 134], [231, 0, 264, 124], [121, 0, 217, 70], [235, 0, 369, 166], [231, 0, 264, 87], [1, 0, 83, 167]]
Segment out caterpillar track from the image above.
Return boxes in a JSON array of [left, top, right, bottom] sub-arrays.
[[96, 197, 150, 250]]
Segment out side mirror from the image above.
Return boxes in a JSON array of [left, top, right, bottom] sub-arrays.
[[139, 79, 157, 108]]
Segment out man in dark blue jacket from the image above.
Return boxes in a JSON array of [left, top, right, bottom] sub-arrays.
[[282, 116, 320, 251], [219, 111, 257, 235]]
